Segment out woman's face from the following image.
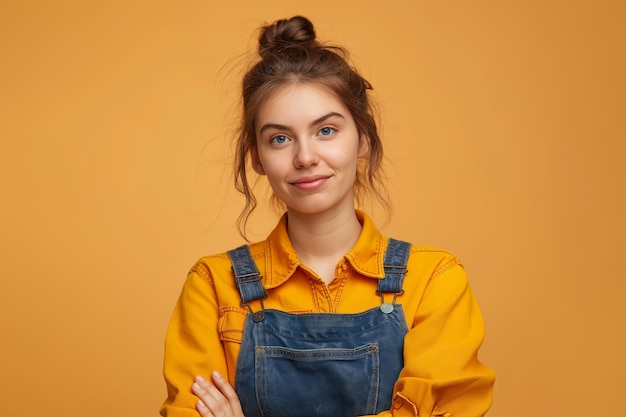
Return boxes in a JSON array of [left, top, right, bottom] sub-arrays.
[[252, 83, 368, 217]]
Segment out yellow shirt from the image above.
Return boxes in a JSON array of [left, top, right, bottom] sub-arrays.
[[161, 211, 495, 417]]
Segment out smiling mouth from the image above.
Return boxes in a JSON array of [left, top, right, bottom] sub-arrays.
[[290, 175, 331, 191]]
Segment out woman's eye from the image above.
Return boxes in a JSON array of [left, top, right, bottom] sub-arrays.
[[319, 127, 335, 136], [270, 135, 289, 144]]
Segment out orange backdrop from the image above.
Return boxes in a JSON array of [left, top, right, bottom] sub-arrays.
[[1, 1, 624, 416]]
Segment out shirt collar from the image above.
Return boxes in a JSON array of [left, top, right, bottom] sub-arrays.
[[258, 210, 387, 288]]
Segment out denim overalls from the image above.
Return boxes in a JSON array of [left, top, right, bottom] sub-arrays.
[[227, 238, 411, 417]]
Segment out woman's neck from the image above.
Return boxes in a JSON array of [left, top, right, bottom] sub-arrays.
[[286, 206, 362, 269]]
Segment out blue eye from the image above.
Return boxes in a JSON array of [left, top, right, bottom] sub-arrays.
[[270, 135, 289, 144], [319, 127, 335, 136]]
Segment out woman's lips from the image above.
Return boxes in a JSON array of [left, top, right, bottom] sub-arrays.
[[290, 175, 331, 191]]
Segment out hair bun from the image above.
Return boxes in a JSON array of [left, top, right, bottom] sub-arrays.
[[258, 16, 317, 57]]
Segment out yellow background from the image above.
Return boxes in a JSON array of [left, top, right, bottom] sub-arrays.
[[1, 1, 624, 416]]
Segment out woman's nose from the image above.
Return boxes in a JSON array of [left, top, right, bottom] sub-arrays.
[[293, 140, 319, 168]]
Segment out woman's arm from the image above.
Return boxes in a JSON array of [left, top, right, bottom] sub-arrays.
[[160, 264, 230, 417], [381, 263, 495, 417]]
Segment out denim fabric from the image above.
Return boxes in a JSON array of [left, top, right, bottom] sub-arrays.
[[228, 245, 267, 304], [229, 239, 411, 417]]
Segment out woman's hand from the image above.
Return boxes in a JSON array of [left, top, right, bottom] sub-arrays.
[[192, 371, 245, 417]]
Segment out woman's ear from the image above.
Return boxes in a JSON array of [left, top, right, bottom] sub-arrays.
[[358, 135, 370, 158], [250, 149, 266, 175]]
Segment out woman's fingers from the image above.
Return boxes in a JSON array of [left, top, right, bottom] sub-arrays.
[[192, 375, 231, 417], [192, 373, 244, 417], [210, 371, 245, 416], [196, 399, 212, 417]]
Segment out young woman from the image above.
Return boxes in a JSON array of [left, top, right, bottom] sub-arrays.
[[161, 16, 495, 417]]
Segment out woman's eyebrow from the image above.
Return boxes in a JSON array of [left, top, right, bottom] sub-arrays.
[[310, 112, 345, 127], [258, 123, 290, 135], [258, 112, 345, 135]]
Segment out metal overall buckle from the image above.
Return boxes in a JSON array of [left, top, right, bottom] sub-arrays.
[[378, 290, 404, 314], [242, 298, 266, 322]]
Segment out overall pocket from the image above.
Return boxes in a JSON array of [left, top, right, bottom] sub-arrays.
[[254, 343, 380, 417]]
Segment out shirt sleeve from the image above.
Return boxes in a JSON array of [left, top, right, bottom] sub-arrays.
[[375, 262, 495, 417], [160, 264, 227, 417]]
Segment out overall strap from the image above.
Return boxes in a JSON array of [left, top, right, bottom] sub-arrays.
[[227, 245, 267, 305], [378, 238, 411, 295]]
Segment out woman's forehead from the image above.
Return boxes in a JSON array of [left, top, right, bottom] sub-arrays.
[[255, 83, 350, 126]]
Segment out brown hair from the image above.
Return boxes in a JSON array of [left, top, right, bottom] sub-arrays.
[[234, 16, 388, 238]]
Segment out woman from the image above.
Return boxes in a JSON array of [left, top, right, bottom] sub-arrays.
[[161, 16, 494, 417]]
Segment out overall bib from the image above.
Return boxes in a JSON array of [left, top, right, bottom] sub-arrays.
[[227, 239, 411, 417]]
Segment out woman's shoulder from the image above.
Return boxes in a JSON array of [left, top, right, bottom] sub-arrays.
[[188, 240, 267, 282], [401, 242, 465, 279], [407, 243, 459, 259]]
